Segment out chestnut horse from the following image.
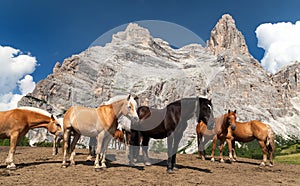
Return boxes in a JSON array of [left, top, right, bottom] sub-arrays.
[[129, 97, 215, 173], [209, 110, 275, 166], [196, 120, 219, 160], [61, 95, 139, 170], [0, 107, 62, 169]]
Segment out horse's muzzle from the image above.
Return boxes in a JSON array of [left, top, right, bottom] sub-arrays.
[[131, 116, 139, 123], [231, 125, 236, 131]]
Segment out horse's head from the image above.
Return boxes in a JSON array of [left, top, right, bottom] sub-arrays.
[[198, 98, 215, 129], [113, 129, 125, 143], [227, 110, 237, 131], [47, 115, 63, 135], [122, 94, 139, 122], [137, 106, 151, 120]]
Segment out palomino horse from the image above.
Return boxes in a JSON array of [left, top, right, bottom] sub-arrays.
[[0, 107, 62, 169], [209, 110, 275, 166], [129, 97, 215, 173], [61, 95, 139, 170]]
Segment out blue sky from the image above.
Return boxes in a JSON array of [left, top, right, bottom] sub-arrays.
[[1, 0, 300, 110]]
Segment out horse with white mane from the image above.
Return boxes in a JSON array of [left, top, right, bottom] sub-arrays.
[[61, 94, 139, 171], [0, 106, 62, 169]]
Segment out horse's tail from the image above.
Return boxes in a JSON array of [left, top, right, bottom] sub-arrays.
[[266, 125, 276, 154]]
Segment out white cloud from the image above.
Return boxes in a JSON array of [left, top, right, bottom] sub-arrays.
[[0, 45, 37, 111], [255, 21, 300, 74], [18, 75, 36, 95]]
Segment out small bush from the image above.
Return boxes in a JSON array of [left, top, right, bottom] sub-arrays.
[[0, 137, 30, 146]]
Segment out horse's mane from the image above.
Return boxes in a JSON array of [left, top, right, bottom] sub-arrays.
[[102, 95, 130, 105], [17, 106, 63, 125]]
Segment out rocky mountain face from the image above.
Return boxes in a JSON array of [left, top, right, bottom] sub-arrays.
[[18, 14, 300, 151]]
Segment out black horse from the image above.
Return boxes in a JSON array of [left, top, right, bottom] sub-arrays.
[[129, 97, 215, 173]]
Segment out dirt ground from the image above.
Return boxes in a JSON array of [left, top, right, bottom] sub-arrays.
[[0, 146, 300, 186]]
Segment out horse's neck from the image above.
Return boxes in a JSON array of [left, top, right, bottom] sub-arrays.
[[217, 114, 228, 132], [110, 100, 127, 118], [26, 112, 51, 128]]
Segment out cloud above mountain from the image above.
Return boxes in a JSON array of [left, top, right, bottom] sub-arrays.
[[0, 45, 37, 111], [256, 21, 300, 74]]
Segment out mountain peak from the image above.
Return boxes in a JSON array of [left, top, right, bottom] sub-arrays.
[[207, 14, 249, 57], [111, 23, 151, 44]]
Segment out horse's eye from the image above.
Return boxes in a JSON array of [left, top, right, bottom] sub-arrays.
[[128, 105, 132, 109]]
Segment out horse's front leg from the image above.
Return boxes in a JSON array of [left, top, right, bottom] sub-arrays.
[[94, 131, 105, 171], [99, 134, 113, 168], [52, 133, 62, 155], [5, 132, 21, 169], [141, 136, 151, 166], [226, 138, 234, 162], [167, 134, 175, 173], [232, 140, 237, 161], [210, 135, 218, 162], [197, 131, 205, 160], [219, 138, 226, 163], [128, 130, 140, 166]]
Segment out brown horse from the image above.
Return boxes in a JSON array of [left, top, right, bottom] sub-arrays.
[[196, 120, 219, 160], [0, 107, 62, 169], [209, 110, 275, 166], [61, 95, 139, 170]]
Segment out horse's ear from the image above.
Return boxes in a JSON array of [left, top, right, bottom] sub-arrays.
[[134, 96, 139, 100], [51, 114, 55, 120], [127, 94, 131, 101], [228, 109, 231, 114], [234, 110, 236, 113]]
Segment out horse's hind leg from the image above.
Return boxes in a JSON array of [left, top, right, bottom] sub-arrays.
[[258, 140, 268, 166], [69, 132, 81, 166], [62, 128, 72, 167]]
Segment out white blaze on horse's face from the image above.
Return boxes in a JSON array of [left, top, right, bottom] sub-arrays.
[[207, 104, 212, 112], [126, 95, 139, 121]]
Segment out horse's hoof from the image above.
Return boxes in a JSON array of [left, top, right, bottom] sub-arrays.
[[260, 162, 266, 166], [95, 168, 103, 172], [70, 162, 76, 166], [211, 158, 215, 162], [61, 164, 68, 168], [220, 159, 225, 163], [167, 169, 175, 174], [6, 165, 17, 170], [86, 155, 93, 161], [144, 162, 151, 166], [173, 166, 179, 171]]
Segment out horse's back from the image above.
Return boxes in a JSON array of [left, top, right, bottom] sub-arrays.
[[64, 106, 101, 136], [233, 120, 269, 142], [0, 109, 30, 138]]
